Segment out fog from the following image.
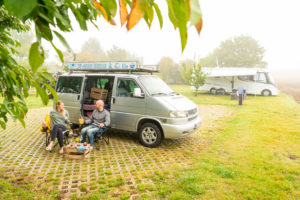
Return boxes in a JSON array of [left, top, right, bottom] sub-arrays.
[[44, 0, 300, 98]]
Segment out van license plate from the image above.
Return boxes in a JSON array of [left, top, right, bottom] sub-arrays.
[[194, 124, 198, 129]]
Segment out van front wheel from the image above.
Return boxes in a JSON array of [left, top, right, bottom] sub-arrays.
[[139, 123, 162, 147]]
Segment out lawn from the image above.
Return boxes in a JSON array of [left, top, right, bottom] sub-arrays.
[[0, 85, 300, 200], [153, 85, 300, 200], [0, 90, 52, 109]]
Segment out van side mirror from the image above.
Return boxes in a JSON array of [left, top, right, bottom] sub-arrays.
[[133, 88, 144, 98]]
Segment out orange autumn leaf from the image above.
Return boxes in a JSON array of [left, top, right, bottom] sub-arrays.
[[195, 17, 203, 35], [93, 0, 116, 25], [119, 0, 128, 27], [127, 0, 144, 31]]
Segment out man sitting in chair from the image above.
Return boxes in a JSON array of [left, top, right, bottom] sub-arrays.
[[81, 100, 110, 150]]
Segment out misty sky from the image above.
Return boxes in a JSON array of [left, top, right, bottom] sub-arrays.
[[46, 0, 300, 71]]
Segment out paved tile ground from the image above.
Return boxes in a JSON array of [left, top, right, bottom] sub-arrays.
[[0, 105, 233, 199]]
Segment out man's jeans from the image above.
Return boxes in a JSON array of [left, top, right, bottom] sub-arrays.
[[80, 125, 107, 146]]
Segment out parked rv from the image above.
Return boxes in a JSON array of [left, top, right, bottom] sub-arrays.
[[55, 62, 201, 147], [197, 67, 278, 96]]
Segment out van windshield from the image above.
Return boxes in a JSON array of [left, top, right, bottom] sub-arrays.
[[266, 73, 276, 85], [139, 76, 174, 96]]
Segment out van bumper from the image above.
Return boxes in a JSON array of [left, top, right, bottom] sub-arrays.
[[161, 116, 201, 139]]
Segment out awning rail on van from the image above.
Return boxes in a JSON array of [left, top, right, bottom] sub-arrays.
[[66, 62, 159, 74]]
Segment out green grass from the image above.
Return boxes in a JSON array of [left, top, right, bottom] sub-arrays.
[[0, 91, 52, 108], [0, 178, 50, 200], [154, 84, 300, 200], [2, 84, 300, 200]]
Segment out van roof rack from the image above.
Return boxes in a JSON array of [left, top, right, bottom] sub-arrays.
[[66, 62, 159, 74]]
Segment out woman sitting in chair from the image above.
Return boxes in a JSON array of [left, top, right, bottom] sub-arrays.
[[46, 100, 70, 154]]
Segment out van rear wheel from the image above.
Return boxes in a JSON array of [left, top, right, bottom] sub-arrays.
[[139, 123, 162, 147], [217, 88, 226, 95], [262, 89, 271, 96]]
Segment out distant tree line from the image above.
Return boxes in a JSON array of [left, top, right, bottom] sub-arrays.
[[201, 35, 267, 68], [158, 35, 267, 85], [63, 37, 143, 64]]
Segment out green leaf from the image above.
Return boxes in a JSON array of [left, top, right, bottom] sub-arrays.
[[153, 3, 163, 29], [64, 65, 69, 72], [33, 81, 49, 105], [167, 0, 189, 51], [124, 0, 132, 7], [101, 0, 118, 19], [38, 12, 55, 25], [0, 120, 6, 129], [29, 42, 45, 73], [16, 115, 26, 127], [50, 41, 64, 63], [53, 31, 73, 54], [189, 0, 202, 25], [41, 71, 55, 85], [20, 79, 29, 98], [40, 23, 53, 41], [4, 0, 37, 18], [44, 82, 58, 102], [146, 4, 154, 27], [69, 4, 88, 30], [54, 7, 72, 31]]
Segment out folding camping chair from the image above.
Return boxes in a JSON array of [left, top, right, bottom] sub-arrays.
[[93, 127, 110, 150], [40, 114, 72, 147]]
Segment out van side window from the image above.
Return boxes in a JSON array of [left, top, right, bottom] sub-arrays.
[[238, 76, 254, 82], [56, 77, 82, 94], [117, 79, 141, 97]]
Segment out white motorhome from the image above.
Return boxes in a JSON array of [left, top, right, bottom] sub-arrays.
[[197, 67, 278, 96]]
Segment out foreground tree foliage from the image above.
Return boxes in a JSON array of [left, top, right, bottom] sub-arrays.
[[201, 35, 267, 68], [0, 0, 203, 129], [0, 8, 57, 129]]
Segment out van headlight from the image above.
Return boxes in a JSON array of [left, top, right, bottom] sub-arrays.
[[169, 111, 188, 118]]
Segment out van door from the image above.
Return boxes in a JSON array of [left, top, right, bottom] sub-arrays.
[[110, 78, 146, 132], [56, 75, 85, 123]]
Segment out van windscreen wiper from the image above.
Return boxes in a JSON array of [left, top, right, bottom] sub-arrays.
[[151, 92, 168, 96]]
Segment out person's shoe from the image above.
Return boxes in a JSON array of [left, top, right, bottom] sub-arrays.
[[59, 149, 64, 154], [46, 146, 52, 151], [90, 146, 93, 151]]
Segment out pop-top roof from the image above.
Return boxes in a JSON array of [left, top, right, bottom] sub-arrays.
[[66, 61, 158, 73]]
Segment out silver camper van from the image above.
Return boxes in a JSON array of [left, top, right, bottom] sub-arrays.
[[55, 62, 201, 147]]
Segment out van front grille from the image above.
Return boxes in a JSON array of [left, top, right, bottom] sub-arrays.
[[188, 115, 197, 121]]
